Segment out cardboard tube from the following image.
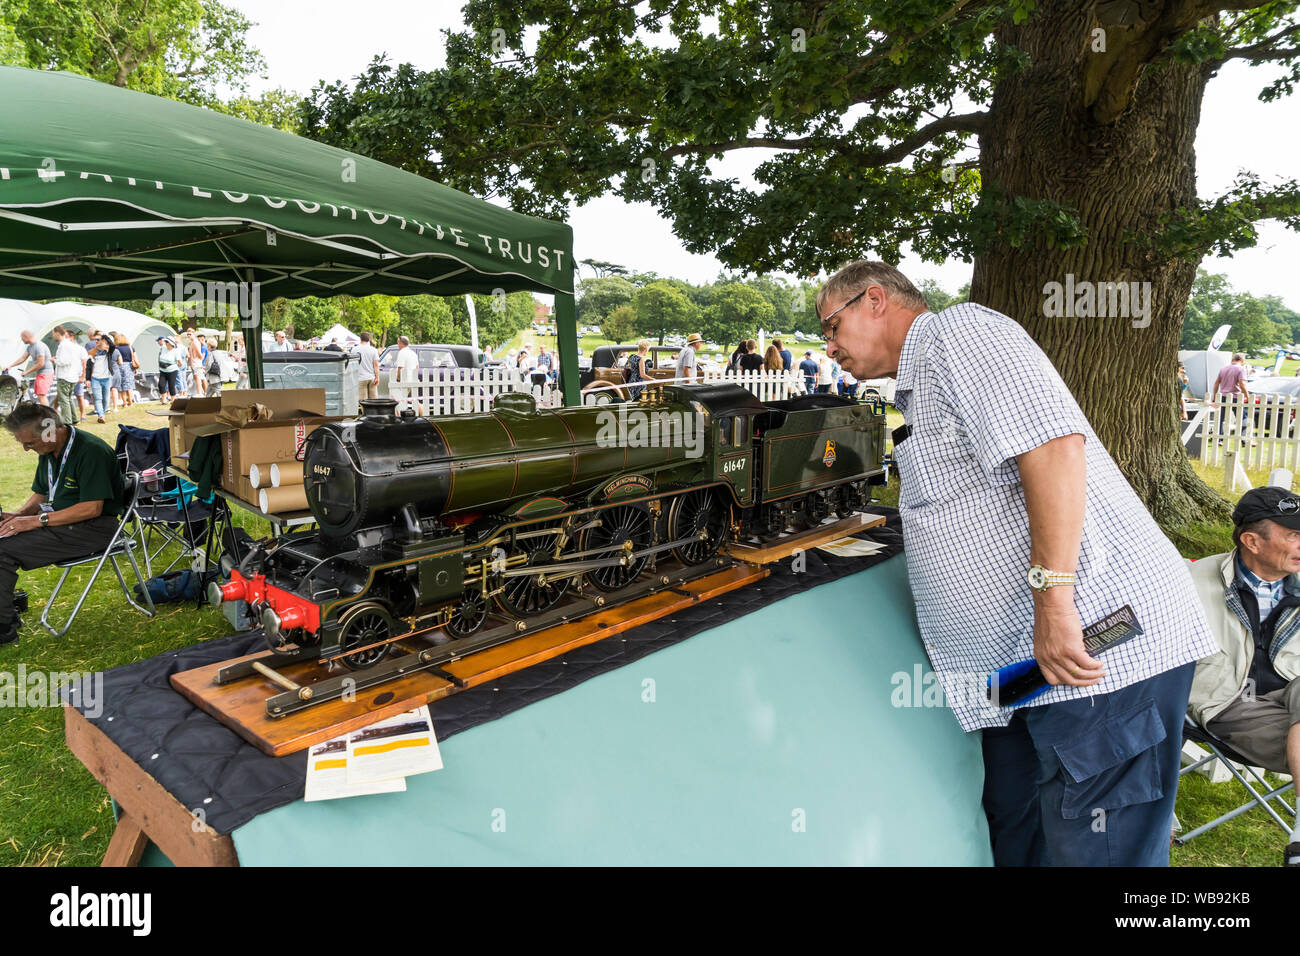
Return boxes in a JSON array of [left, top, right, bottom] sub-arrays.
[[249, 462, 276, 489], [259, 485, 308, 514], [270, 462, 304, 487]]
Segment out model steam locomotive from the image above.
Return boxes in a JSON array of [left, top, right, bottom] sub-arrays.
[[212, 383, 885, 671]]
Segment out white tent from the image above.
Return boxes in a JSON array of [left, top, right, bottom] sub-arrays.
[[0, 299, 177, 374], [319, 322, 359, 346]]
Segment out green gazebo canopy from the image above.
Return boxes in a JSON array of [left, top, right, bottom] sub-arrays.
[[0, 66, 578, 397]]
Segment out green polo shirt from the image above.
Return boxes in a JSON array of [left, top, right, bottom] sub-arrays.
[[31, 427, 124, 517]]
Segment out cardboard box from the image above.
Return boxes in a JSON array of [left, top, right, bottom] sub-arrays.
[[184, 388, 329, 503], [148, 397, 222, 468]]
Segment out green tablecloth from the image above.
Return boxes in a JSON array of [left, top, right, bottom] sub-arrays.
[[227, 554, 992, 865]]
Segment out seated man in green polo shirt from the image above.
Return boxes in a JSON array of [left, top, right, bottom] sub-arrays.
[[0, 402, 124, 644]]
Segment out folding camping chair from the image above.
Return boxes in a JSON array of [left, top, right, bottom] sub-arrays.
[[1175, 713, 1297, 845], [39, 474, 156, 638], [135, 471, 212, 577]]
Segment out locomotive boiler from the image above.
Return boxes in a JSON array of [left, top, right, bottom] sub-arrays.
[[212, 383, 886, 673]]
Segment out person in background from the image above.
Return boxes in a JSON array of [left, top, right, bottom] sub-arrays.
[[518, 346, 535, 373], [3, 330, 54, 406], [267, 330, 290, 353], [107, 330, 123, 412], [393, 334, 422, 415], [324, 338, 344, 353], [1185, 488, 1300, 867], [51, 327, 84, 426], [355, 332, 381, 403], [738, 339, 763, 372], [763, 344, 783, 372], [830, 355, 843, 394], [1178, 363, 1190, 422], [815, 352, 834, 393], [86, 334, 120, 424], [799, 350, 818, 393], [842, 365, 859, 400], [774, 337, 793, 372], [1212, 353, 1250, 436], [77, 338, 94, 419], [0, 403, 126, 645], [535, 344, 555, 384], [625, 340, 650, 399], [676, 333, 704, 383], [114, 332, 138, 408], [186, 330, 206, 397], [727, 340, 747, 372], [156, 336, 180, 403]]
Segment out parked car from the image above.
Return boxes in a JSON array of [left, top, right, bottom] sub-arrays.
[[377, 343, 486, 388], [579, 343, 686, 401]]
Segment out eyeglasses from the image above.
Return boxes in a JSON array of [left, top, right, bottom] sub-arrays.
[[817, 289, 866, 342]]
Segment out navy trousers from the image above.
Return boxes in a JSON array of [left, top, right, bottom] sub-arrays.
[[980, 662, 1195, 866]]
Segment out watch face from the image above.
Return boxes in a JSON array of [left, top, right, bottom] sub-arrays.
[[1027, 567, 1046, 589]]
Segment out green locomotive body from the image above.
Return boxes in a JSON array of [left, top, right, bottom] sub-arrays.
[[213, 384, 886, 671]]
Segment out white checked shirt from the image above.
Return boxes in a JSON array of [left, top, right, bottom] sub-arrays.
[[1237, 557, 1284, 620], [892, 304, 1217, 732]]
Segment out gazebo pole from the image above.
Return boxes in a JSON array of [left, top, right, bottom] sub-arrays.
[[554, 290, 579, 407], [246, 269, 264, 389]]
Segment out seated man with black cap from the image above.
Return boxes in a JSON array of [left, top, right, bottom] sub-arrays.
[[0, 402, 124, 644], [1187, 486, 1300, 867]]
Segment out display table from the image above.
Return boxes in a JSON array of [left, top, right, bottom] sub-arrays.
[[229, 555, 990, 865]]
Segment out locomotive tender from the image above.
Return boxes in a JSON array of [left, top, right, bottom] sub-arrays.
[[213, 383, 886, 670]]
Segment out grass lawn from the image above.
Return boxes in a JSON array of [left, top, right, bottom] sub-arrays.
[[0, 401, 253, 866], [0, 398, 1289, 866]]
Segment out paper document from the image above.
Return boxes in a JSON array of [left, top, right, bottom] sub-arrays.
[[304, 736, 406, 802], [345, 705, 443, 785]]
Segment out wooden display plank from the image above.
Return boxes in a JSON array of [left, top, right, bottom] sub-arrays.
[[726, 512, 886, 564], [171, 561, 769, 758], [64, 706, 240, 867]]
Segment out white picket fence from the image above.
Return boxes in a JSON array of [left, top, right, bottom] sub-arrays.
[[1195, 394, 1300, 475], [386, 367, 808, 416]]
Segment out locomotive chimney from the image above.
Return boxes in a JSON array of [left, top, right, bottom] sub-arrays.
[[360, 397, 399, 419]]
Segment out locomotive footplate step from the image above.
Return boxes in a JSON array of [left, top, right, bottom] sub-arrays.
[[170, 559, 770, 757], [726, 512, 886, 564]]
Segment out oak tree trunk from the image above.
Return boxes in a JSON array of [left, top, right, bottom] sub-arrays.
[[970, 3, 1230, 527]]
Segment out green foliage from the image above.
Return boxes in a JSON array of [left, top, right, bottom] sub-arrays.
[[299, 2, 1300, 278], [393, 295, 465, 347], [6, 0, 265, 110], [699, 282, 776, 346], [601, 303, 639, 343], [275, 296, 339, 340], [1180, 269, 1290, 354], [631, 281, 695, 344], [576, 276, 638, 328], [340, 294, 400, 348]]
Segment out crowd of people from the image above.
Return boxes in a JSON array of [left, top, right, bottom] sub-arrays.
[[2, 326, 240, 424]]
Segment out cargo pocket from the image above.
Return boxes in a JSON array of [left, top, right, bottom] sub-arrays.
[[1052, 699, 1167, 820]]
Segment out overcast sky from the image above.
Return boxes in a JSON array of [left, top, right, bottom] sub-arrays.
[[229, 0, 1300, 307]]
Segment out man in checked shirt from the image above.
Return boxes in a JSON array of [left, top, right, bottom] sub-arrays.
[[819, 261, 1217, 866]]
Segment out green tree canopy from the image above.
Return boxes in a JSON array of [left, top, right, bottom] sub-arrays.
[[577, 276, 638, 328], [699, 282, 776, 347], [1180, 270, 1290, 355], [631, 281, 695, 344], [3, 0, 298, 128], [601, 303, 639, 343]]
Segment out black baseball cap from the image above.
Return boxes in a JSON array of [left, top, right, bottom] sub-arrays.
[[1232, 487, 1300, 529]]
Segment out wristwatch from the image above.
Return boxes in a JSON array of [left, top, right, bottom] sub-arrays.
[[1027, 565, 1075, 591], [38, 512, 49, 527]]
